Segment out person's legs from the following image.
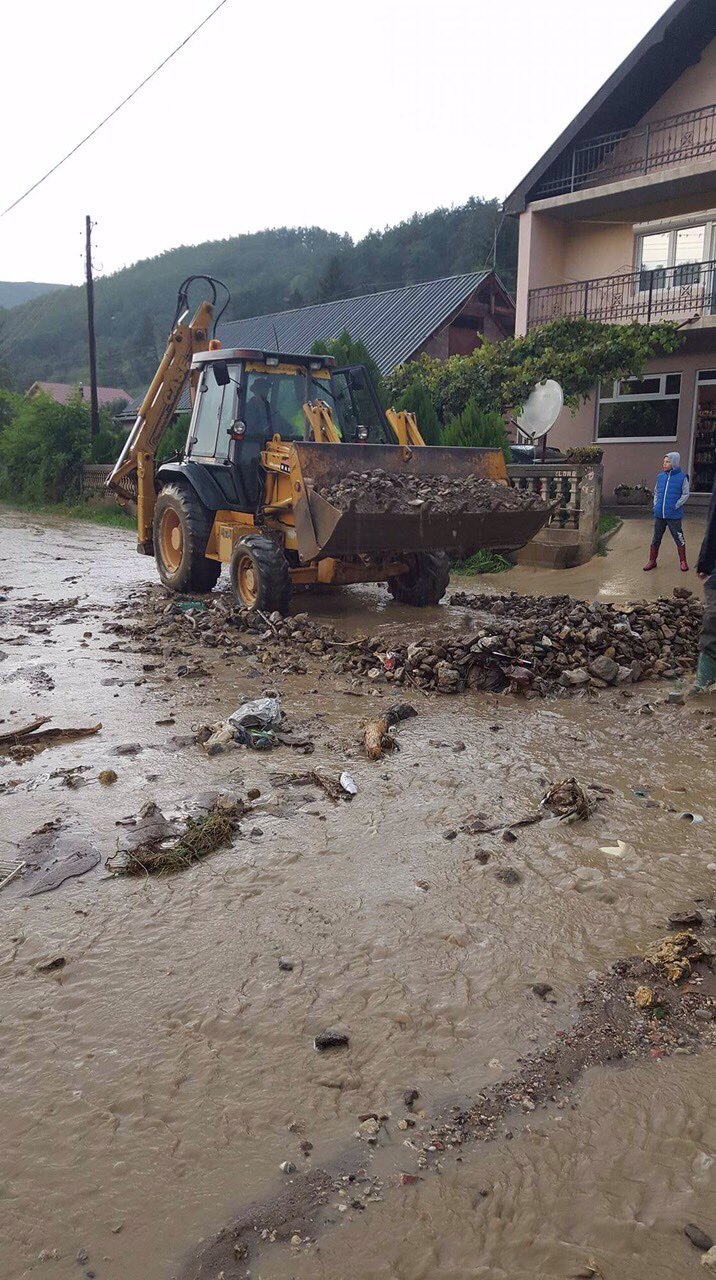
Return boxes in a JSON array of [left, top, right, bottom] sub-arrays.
[[667, 518, 689, 571], [694, 572, 716, 690], [644, 517, 666, 570]]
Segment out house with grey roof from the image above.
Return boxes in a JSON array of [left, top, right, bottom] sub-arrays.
[[119, 271, 514, 422]]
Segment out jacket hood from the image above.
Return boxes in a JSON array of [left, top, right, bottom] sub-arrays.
[[666, 451, 681, 469]]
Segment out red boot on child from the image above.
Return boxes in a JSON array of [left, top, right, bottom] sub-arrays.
[[643, 545, 659, 571]]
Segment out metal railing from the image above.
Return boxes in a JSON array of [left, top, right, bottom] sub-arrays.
[[527, 259, 716, 328], [535, 102, 716, 198]]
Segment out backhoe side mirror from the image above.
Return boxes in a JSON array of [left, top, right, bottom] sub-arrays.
[[213, 361, 231, 387]]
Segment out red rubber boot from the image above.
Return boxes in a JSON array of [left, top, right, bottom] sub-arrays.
[[643, 545, 659, 571], [679, 544, 689, 572]]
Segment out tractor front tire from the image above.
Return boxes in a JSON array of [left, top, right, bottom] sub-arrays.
[[387, 551, 450, 606], [153, 484, 221, 594], [229, 534, 292, 615]]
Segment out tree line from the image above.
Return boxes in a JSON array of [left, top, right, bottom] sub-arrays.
[[0, 198, 513, 394]]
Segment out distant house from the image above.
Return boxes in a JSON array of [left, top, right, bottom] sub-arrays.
[[26, 381, 131, 409], [118, 271, 515, 422]]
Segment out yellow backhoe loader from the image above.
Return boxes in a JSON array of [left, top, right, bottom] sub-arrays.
[[108, 277, 550, 613]]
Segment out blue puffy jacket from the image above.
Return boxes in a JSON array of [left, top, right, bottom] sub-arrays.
[[653, 467, 688, 520]]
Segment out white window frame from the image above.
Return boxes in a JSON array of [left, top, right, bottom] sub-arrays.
[[635, 217, 716, 292], [596, 372, 682, 444]]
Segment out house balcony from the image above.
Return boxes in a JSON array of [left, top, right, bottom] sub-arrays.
[[527, 260, 716, 329], [533, 102, 716, 200]]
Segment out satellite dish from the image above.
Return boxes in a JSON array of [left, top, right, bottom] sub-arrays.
[[516, 379, 564, 441]]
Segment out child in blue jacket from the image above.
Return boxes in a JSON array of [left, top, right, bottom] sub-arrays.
[[643, 451, 690, 572]]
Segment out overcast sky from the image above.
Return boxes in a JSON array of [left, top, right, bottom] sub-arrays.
[[0, 0, 673, 286]]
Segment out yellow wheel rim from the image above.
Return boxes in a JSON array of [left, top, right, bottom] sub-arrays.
[[159, 508, 183, 573], [235, 554, 259, 607]]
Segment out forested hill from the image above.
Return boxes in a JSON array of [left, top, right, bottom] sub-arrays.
[[0, 281, 65, 309], [0, 197, 515, 394]]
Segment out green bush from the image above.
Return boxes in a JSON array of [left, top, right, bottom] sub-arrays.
[[440, 399, 509, 458], [393, 380, 441, 445], [0, 392, 89, 503]]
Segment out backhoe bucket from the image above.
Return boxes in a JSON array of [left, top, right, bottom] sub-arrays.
[[289, 443, 551, 563]]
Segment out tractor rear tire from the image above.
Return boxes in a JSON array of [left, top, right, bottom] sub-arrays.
[[229, 534, 292, 615], [153, 484, 221, 594], [387, 551, 450, 606]]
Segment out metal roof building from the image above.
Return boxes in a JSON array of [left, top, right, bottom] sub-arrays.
[[119, 271, 514, 420]]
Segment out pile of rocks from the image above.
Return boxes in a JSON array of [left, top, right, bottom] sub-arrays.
[[108, 583, 702, 696], [448, 588, 702, 688], [317, 469, 548, 515]]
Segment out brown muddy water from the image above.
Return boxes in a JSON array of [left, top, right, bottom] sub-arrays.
[[1, 507, 715, 1280]]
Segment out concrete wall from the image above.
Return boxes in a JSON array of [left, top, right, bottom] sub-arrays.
[[639, 37, 716, 123], [547, 348, 712, 496]]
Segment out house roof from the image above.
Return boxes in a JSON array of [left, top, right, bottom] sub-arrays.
[[28, 381, 131, 406], [505, 0, 716, 213], [118, 271, 511, 420], [218, 271, 503, 374]]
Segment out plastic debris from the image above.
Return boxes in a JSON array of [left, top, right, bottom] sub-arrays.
[[228, 695, 281, 731], [600, 840, 629, 858], [340, 771, 358, 796], [678, 811, 704, 824]]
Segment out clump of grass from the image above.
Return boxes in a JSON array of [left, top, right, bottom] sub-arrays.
[[597, 512, 622, 556], [0, 499, 134, 529], [451, 549, 511, 576], [107, 801, 245, 876]]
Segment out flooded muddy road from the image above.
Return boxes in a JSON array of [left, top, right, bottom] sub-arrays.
[[1, 507, 715, 1280]]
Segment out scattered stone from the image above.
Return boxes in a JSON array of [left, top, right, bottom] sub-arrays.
[[530, 983, 553, 1000], [76, 1248, 89, 1266], [399, 1173, 422, 1186], [247, 788, 261, 800], [668, 911, 704, 929], [98, 769, 118, 785], [112, 743, 142, 756], [502, 829, 518, 843], [588, 654, 619, 685], [314, 1029, 349, 1052], [403, 1088, 420, 1109], [280, 1161, 296, 1174], [35, 956, 66, 973], [702, 1246, 716, 1271], [278, 957, 294, 972], [443, 829, 457, 841], [474, 850, 491, 864], [685, 1224, 714, 1252], [496, 867, 521, 885]]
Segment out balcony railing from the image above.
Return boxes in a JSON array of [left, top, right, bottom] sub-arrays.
[[527, 260, 716, 328], [534, 102, 716, 199]]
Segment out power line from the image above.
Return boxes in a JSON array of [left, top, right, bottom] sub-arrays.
[[1, 0, 230, 219]]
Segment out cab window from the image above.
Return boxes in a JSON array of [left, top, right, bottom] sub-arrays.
[[189, 368, 226, 457]]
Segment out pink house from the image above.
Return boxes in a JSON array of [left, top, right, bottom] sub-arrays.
[[26, 381, 131, 409], [506, 0, 716, 501]]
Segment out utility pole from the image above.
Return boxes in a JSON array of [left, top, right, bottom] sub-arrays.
[[85, 214, 100, 440]]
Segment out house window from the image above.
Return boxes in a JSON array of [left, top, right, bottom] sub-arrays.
[[637, 222, 710, 290], [597, 373, 681, 441]]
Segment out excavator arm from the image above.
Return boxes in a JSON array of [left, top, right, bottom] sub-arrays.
[[106, 300, 214, 552]]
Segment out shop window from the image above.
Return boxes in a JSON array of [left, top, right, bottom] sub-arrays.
[[694, 377, 716, 494], [597, 374, 681, 441]]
